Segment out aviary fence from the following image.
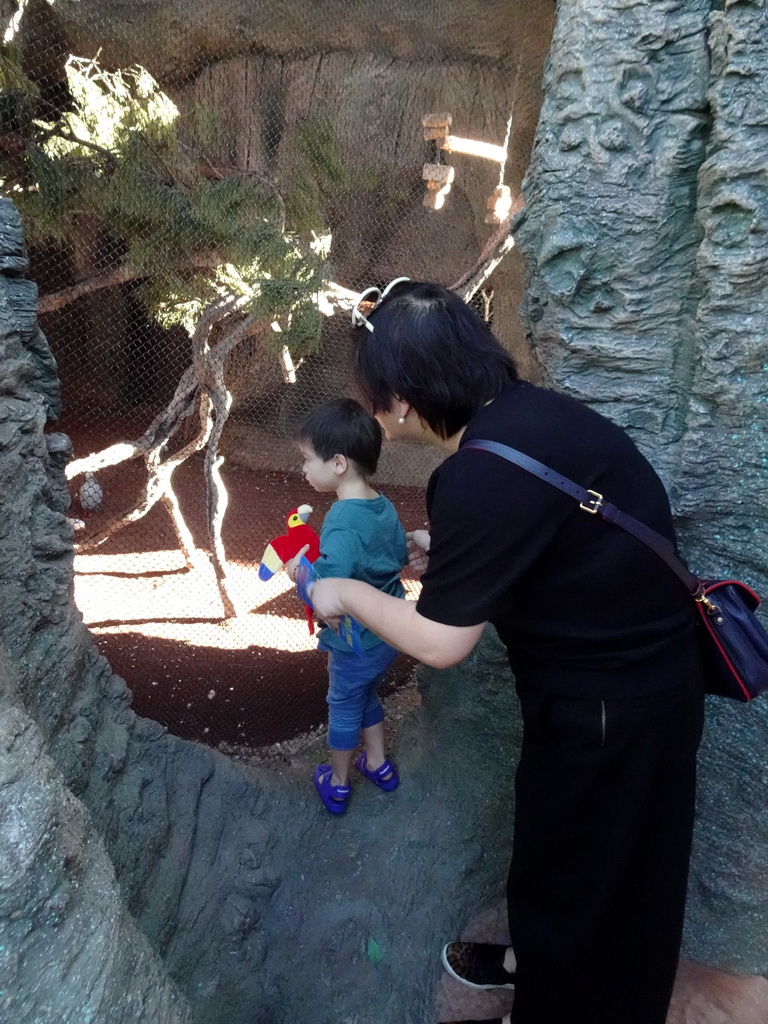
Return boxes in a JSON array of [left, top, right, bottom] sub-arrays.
[[1, 0, 533, 748]]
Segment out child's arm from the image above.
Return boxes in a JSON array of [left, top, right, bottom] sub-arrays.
[[285, 521, 357, 583], [286, 544, 311, 582]]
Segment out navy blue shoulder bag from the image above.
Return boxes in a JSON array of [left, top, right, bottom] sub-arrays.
[[465, 439, 768, 702]]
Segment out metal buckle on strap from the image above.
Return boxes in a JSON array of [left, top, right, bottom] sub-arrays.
[[695, 591, 719, 614], [579, 489, 604, 515]]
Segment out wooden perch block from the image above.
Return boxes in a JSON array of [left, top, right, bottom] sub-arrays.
[[422, 161, 455, 211], [422, 111, 452, 143], [485, 184, 514, 224], [422, 163, 455, 187], [423, 189, 448, 210], [421, 112, 453, 128]]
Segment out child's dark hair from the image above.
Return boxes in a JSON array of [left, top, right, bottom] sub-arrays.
[[354, 280, 518, 439], [296, 398, 382, 477]]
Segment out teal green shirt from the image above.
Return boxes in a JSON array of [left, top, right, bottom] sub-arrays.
[[313, 494, 407, 651]]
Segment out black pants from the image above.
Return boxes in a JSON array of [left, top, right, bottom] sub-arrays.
[[507, 679, 704, 1024]]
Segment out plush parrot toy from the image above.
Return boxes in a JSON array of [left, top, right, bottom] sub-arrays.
[[258, 504, 321, 633]]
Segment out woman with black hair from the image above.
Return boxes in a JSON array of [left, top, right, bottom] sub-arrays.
[[310, 280, 704, 1024]]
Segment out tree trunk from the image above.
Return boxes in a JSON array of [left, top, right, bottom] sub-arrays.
[[515, 0, 768, 981]]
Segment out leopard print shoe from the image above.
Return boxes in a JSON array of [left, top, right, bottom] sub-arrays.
[[440, 941, 516, 990]]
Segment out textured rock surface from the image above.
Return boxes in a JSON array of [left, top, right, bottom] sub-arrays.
[[682, 2, 768, 587], [54, 0, 549, 83], [517, 0, 712, 458], [0, 200, 189, 1023], [517, 0, 768, 977], [0, 658, 193, 1024]]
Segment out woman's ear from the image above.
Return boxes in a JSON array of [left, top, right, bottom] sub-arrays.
[[392, 396, 412, 423]]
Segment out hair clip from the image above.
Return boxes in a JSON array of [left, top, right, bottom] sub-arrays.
[[351, 277, 410, 332]]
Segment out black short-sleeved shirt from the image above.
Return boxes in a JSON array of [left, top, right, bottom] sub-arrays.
[[416, 381, 700, 698]]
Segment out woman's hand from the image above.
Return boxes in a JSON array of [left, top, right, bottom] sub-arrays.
[[309, 577, 348, 632], [406, 530, 431, 575]]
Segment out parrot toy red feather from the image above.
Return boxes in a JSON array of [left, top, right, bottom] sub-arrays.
[[258, 504, 321, 633]]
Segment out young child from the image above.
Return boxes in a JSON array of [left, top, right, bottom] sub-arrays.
[[287, 398, 408, 815]]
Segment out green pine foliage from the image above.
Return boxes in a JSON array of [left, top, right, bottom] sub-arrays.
[[284, 111, 350, 234], [0, 51, 333, 353]]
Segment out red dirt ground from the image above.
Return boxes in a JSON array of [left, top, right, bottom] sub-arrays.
[[64, 418, 426, 749]]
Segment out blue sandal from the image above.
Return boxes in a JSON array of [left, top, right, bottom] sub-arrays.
[[313, 764, 350, 814], [355, 752, 399, 792]]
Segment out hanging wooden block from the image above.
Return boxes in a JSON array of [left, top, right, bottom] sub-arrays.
[[422, 111, 452, 143], [423, 188, 448, 210], [422, 162, 455, 211], [422, 163, 455, 187], [423, 125, 450, 143], [484, 184, 513, 224], [422, 112, 453, 128]]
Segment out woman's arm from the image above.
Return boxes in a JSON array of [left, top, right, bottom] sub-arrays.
[[310, 577, 484, 669]]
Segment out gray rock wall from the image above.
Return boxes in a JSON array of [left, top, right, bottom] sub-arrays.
[[683, 2, 768, 588], [680, 0, 768, 973], [0, 661, 193, 1024], [516, 0, 768, 974], [516, 0, 712, 460], [0, 206, 192, 1021], [54, 0, 547, 83]]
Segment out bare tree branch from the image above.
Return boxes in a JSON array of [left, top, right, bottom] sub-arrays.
[[55, 127, 119, 172], [158, 394, 215, 566], [450, 201, 527, 301], [72, 302, 260, 618], [67, 278, 359, 615], [66, 366, 200, 479], [64, 281, 351, 481], [204, 413, 236, 618], [74, 392, 214, 558], [191, 306, 259, 618], [37, 254, 227, 315]]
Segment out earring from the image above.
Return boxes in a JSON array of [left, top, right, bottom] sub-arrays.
[[398, 416, 406, 424]]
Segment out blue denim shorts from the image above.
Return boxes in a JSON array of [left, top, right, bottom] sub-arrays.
[[318, 638, 399, 750]]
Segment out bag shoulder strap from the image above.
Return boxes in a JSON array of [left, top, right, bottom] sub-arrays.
[[463, 439, 701, 596]]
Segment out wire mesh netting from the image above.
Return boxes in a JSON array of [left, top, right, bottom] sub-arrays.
[[1, 0, 550, 749]]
